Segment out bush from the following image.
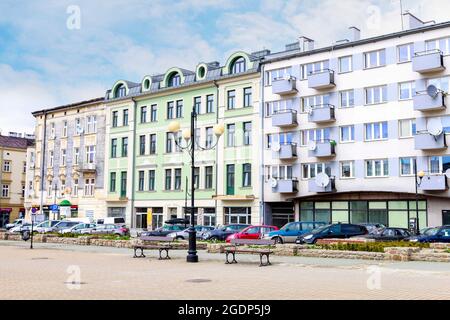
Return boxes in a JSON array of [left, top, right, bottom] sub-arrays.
[[316, 242, 430, 253]]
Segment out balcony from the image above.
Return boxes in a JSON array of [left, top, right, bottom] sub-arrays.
[[308, 104, 336, 123], [271, 179, 298, 194], [412, 50, 445, 74], [272, 77, 297, 95], [419, 175, 448, 192], [273, 143, 298, 160], [308, 69, 335, 89], [308, 177, 336, 193], [77, 163, 97, 173], [272, 109, 298, 127], [413, 91, 446, 111], [308, 141, 336, 158], [414, 133, 447, 151]]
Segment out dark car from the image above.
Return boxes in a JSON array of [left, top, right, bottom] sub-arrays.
[[409, 225, 450, 243], [141, 225, 186, 237], [296, 223, 368, 245], [359, 223, 386, 235], [365, 228, 411, 241], [202, 224, 250, 242]]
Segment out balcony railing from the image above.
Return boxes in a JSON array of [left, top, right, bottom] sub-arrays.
[[271, 179, 298, 194], [308, 104, 336, 123], [272, 76, 297, 95], [413, 90, 446, 111], [77, 162, 97, 173], [414, 133, 447, 151], [308, 140, 336, 158], [412, 50, 445, 73], [271, 109, 298, 127], [273, 143, 298, 160], [419, 174, 448, 192], [308, 69, 335, 89]]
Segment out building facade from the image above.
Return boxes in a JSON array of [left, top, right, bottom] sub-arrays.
[[28, 98, 107, 220], [0, 134, 34, 227], [261, 14, 450, 229]]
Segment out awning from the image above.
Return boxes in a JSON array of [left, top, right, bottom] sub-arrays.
[[59, 200, 72, 207], [0, 208, 12, 213]]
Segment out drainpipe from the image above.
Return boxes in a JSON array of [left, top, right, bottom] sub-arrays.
[[259, 66, 265, 225], [40, 112, 48, 219], [213, 80, 219, 225], [130, 98, 138, 229]]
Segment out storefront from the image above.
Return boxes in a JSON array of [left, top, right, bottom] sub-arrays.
[[135, 207, 164, 230], [183, 207, 217, 227], [264, 202, 295, 228], [223, 207, 252, 225], [0, 208, 12, 228]]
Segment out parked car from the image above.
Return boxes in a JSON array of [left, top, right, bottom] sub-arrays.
[[167, 226, 215, 240], [59, 223, 97, 235], [9, 223, 31, 233], [35, 220, 61, 233], [48, 221, 80, 233], [359, 223, 386, 235], [202, 224, 250, 242], [226, 225, 279, 243], [296, 223, 368, 245], [409, 225, 450, 243], [263, 221, 327, 244], [91, 224, 130, 236], [364, 228, 411, 241], [141, 225, 186, 237], [5, 219, 24, 230]]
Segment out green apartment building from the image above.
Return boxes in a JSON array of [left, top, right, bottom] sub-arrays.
[[104, 51, 270, 229]]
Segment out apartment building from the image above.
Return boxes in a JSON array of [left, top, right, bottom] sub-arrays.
[[29, 98, 107, 220], [0, 134, 34, 227], [261, 13, 450, 229], [104, 51, 266, 229]]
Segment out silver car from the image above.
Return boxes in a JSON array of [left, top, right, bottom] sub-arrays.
[[167, 226, 215, 240], [60, 223, 97, 234], [35, 220, 61, 233]]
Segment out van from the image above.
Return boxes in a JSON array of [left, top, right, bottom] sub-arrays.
[[97, 217, 126, 225]]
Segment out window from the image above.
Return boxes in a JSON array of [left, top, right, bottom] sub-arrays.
[[339, 56, 353, 73], [243, 87, 252, 107], [86, 115, 97, 133], [194, 128, 200, 150], [365, 122, 388, 141], [398, 43, 413, 63], [111, 139, 117, 158], [138, 171, 145, 191], [301, 60, 329, 79], [193, 167, 200, 189], [364, 49, 386, 68], [302, 94, 329, 112], [227, 90, 236, 110], [243, 164, 252, 187], [2, 185, 10, 198], [340, 125, 355, 143], [123, 109, 129, 126], [166, 132, 173, 153], [139, 135, 146, 156], [149, 134, 157, 154], [73, 148, 80, 165], [427, 76, 450, 93], [194, 96, 201, 115], [340, 161, 355, 179], [112, 111, 118, 128], [75, 118, 82, 135], [266, 99, 294, 116], [400, 157, 416, 176], [49, 151, 54, 167], [121, 172, 127, 196], [50, 123, 55, 138], [115, 84, 126, 98], [231, 57, 246, 74], [47, 181, 53, 196], [2, 161, 11, 172], [399, 81, 415, 100], [167, 101, 174, 119], [366, 159, 389, 177], [205, 166, 213, 189], [340, 90, 354, 108], [150, 105, 157, 122], [86, 146, 96, 164], [429, 156, 450, 174], [365, 85, 387, 104], [399, 119, 417, 138], [267, 132, 293, 148], [302, 163, 329, 180], [62, 121, 68, 137], [206, 95, 214, 113], [121, 138, 128, 157], [148, 170, 155, 191], [300, 128, 330, 146], [84, 179, 95, 197], [265, 67, 292, 86], [168, 73, 181, 87], [426, 37, 450, 55], [73, 179, 79, 197], [174, 169, 182, 190], [243, 122, 252, 145], [61, 149, 66, 166], [140, 106, 147, 123], [227, 124, 235, 147], [165, 169, 172, 190], [205, 127, 213, 148], [110, 173, 116, 192], [176, 100, 183, 118]]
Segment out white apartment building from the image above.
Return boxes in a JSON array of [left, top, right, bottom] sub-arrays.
[[261, 13, 450, 229]]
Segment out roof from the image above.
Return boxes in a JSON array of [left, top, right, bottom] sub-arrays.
[[32, 97, 104, 117], [0, 135, 34, 150]]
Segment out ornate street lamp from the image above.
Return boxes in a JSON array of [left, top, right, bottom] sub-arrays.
[[167, 108, 224, 263]]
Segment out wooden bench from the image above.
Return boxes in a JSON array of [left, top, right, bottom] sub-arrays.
[[224, 239, 276, 267], [133, 236, 174, 260]]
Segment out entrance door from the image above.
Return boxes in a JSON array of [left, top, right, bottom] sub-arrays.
[[226, 164, 235, 195], [443, 211, 450, 225], [0, 212, 10, 228]]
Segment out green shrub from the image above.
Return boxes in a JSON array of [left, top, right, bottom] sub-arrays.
[[316, 242, 430, 253]]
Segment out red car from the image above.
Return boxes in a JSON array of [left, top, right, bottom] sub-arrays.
[[226, 225, 279, 243]]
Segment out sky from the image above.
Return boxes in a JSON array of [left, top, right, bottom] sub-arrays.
[[1, 0, 450, 134]]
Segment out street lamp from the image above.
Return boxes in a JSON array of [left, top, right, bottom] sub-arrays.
[[414, 159, 426, 235], [167, 108, 224, 263]]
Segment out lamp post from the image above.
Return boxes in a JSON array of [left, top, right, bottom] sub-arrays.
[[414, 159, 426, 236], [168, 108, 224, 263]]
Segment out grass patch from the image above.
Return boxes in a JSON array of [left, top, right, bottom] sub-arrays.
[[315, 242, 430, 253]]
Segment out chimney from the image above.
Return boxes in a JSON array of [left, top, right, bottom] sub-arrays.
[[403, 12, 425, 30], [349, 26, 361, 42], [299, 36, 314, 52]]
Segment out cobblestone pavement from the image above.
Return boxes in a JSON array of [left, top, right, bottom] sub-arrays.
[[1, 241, 449, 300]]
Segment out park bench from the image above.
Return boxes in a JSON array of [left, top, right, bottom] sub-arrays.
[[133, 236, 174, 260], [224, 239, 276, 267]]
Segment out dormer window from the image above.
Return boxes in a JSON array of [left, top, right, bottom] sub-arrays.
[[115, 84, 126, 98], [231, 57, 246, 74], [168, 73, 181, 87]]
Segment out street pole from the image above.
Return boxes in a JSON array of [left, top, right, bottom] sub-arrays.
[[187, 107, 198, 263], [414, 159, 419, 235], [30, 212, 34, 249]]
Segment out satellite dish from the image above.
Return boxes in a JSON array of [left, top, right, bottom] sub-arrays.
[[445, 169, 450, 179], [315, 173, 330, 188], [271, 178, 278, 188], [427, 85, 439, 99], [427, 118, 443, 136], [271, 142, 281, 152], [307, 107, 314, 115], [308, 141, 317, 151], [77, 127, 84, 134]]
